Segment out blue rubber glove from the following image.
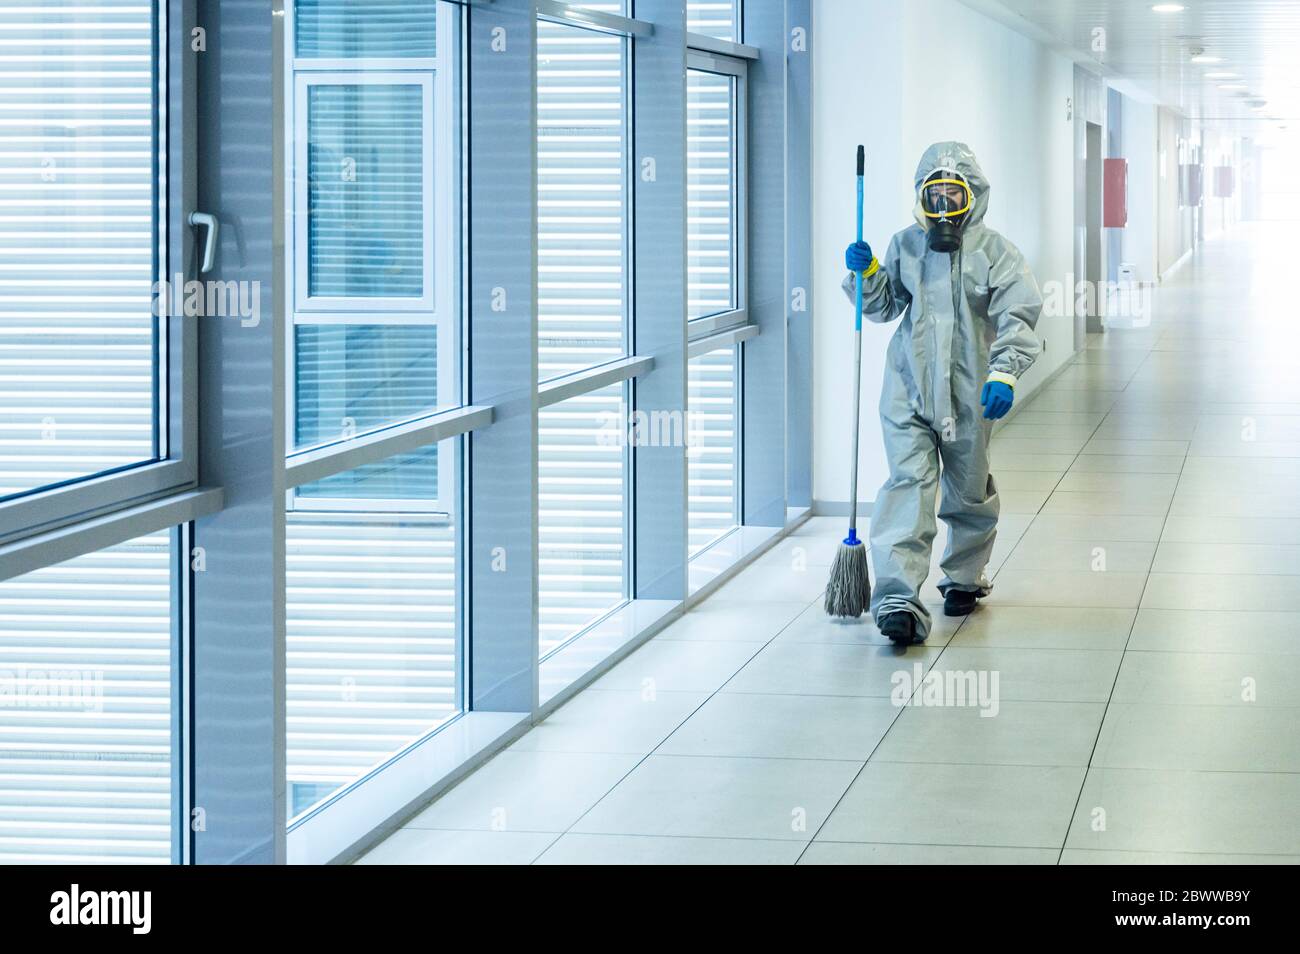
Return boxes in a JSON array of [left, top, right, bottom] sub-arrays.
[[844, 240, 875, 273], [981, 380, 1014, 420]]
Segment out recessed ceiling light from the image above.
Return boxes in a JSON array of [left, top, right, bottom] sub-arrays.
[[1152, 3, 1185, 12], [1191, 54, 1223, 63]]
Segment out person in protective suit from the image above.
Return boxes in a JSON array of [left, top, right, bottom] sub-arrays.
[[842, 141, 1042, 645]]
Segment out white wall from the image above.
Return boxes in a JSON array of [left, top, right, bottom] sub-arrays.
[[1119, 96, 1158, 283], [811, 0, 1076, 508]]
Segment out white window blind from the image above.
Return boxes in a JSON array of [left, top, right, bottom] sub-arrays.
[[688, 347, 740, 555], [536, 18, 629, 382], [0, 0, 159, 500], [687, 68, 738, 321], [285, 504, 458, 819], [687, 1, 741, 42], [0, 533, 173, 864], [295, 0, 437, 59], [304, 81, 428, 303], [537, 384, 628, 657]]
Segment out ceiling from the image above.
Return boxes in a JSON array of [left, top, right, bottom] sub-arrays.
[[960, 0, 1300, 135]]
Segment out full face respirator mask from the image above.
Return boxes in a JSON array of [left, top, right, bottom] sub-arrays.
[[920, 171, 973, 253]]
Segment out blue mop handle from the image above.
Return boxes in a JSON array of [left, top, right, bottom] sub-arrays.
[[847, 145, 865, 544]]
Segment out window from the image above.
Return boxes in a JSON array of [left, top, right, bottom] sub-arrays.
[[536, 18, 631, 381], [289, 2, 460, 451], [283, 0, 466, 824], [0, 0, 193, 542], [0, 531, 178, 864], [688, 347, 740, 555], [686, 50, 745, 335], [286, 440, 463, 820], [537, 383, 630, 657], [687, 1, 742, 42]]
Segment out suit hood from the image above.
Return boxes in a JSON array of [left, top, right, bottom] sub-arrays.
[[912, 141, 989, 232]]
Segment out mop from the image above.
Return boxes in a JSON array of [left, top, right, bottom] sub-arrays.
[[824, 145, 872, 618]]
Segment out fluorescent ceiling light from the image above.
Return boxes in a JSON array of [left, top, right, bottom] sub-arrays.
[[1218, 84, 1247, 90], [1191, 54, 1223, 63], [1204, 71, 1240, 79], [1152, 3, 1185, 11]]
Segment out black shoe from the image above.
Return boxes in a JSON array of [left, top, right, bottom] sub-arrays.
[[944, 589, 979, 617], [878, 612, 917, 645]]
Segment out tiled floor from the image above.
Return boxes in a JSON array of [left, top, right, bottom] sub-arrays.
[[359, 224, 1300, 865]]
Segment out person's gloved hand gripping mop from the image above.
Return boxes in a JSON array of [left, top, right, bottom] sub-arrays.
[[824, 145, 872, 619]]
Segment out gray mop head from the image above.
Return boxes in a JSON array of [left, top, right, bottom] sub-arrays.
[[824, 540, 871, 618]]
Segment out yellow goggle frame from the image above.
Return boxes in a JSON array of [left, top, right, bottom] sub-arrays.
[[920, 177, 973, 219]]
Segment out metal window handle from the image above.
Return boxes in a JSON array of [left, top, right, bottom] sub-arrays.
[[188, 211, 219, 274]]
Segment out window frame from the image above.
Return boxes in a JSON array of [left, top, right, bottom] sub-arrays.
[[685, 49, 748, 340], [285, 1, 462, 515], [0, 0, 198, 550]]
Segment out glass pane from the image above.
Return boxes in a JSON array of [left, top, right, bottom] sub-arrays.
[[688, 347, 739, 555], [536, 21, 630, 381], [307, 83, 425, 299], [286, 439, 462, 819], [295, 0, 437, 58], [0, 532, 174, 863], [687, 69, 738, 321], [0, 1, 160, 501], [687, 1, 741, 42], [538, 384, 628, 656], [294, 323, 453, 454]]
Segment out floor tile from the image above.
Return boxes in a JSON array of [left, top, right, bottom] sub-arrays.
[[874, 700, 1105, 766], [817, 762, 1085, 848], [1092, 702, 1300, 772], [1126, 609, 1300, 654], [985, 569, 1148, 608], [591, 638, 765, 693], [799, 842, 1058, 864], [1141, 572, 1300, 611], [510, 689, 707, 755], [406, 750, 641, 833], [1151, 542, 1300, 576], [1060, 848, 1300, 865], [1001, 536, 1156, 574], [657, 692, 899, 761], [1066, 768, 1300, 855], [950, 605, 1135, 650], [571, 754, 861, 841], [1038, 490, 1172, 517], [1111, 650, 1300, 706], [656, 599, 808, 642], [722, 641, 942, 698], [773, 600, 959, 647], [710, 564, 829, 603], [355, 829, 556, 865], [1066, 454, 1186, 474], [534, 833, 803, 865], [927, 646, 1122, 703]]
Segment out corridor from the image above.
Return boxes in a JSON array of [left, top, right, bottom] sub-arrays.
[[361, 223, 1300, 865]]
